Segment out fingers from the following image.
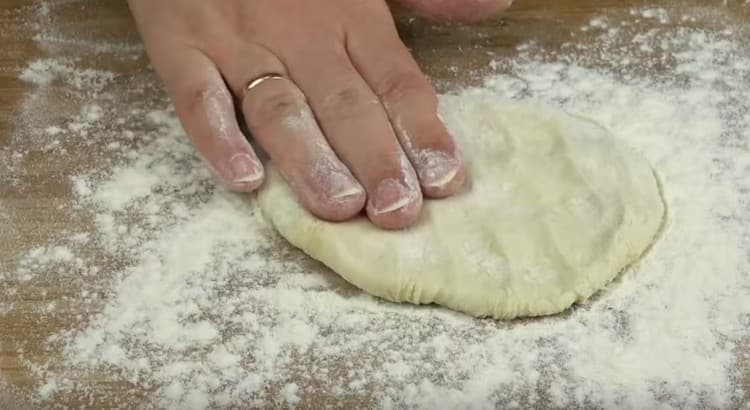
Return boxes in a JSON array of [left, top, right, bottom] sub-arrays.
[[283, 43, 423, 229], [128, 0, 482, 231], [218, 45, 366, 221], [346, 20, 466, 198], [156, 46, 264, 192]]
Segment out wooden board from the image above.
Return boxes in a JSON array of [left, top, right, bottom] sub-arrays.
[[1, 0, 748, 407]]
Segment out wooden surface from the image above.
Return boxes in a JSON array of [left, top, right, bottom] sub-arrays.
[[1, 0, 748, 408]]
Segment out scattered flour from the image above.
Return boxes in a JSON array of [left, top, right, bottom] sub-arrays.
[[19, 59, 115, 90], [1, 3, 749, 409]]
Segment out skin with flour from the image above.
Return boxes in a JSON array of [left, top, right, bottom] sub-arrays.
[[127, 0, 512, 230]]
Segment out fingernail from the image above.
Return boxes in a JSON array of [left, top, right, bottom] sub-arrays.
[[418, 150, 460, 188], [327, 172, 365, 200], [229, 153, 263, 183], [370, 178, 417, 215]]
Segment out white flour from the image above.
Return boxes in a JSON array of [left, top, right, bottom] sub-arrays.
[[2, 3, 749, 409]]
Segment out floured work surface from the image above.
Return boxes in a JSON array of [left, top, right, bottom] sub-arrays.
[[1, 0, 749, 408]]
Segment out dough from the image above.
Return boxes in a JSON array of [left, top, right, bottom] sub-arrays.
[[257, 95, 665, 319]]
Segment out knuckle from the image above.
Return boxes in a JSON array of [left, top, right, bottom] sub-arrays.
[[248, 88, 304, 129], [184, 83, 227, 115], [377, 70, 435, 106], [320, 85, 374, 120]]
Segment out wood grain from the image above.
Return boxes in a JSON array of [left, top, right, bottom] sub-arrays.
[[1, 0, 748, 408]]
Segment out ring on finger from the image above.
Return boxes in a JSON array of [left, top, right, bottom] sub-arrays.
[[244, 73, 287, 95]]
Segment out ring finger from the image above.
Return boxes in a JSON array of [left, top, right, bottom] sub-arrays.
[[217, 44, 367, 221]]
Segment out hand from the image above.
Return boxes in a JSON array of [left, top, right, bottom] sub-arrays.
[[127, 0, 511, 229]]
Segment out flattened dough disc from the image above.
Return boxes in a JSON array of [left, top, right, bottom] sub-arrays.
[[257, 95, 665, 319]]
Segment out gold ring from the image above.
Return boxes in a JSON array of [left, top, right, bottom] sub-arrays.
[[245, 73, 286, 93]]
